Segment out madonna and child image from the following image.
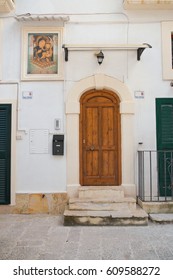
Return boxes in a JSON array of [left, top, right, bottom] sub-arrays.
[[27, 33, 59, 75]]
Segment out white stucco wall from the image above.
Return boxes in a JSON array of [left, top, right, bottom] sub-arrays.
[[1, 0, 173, 194]]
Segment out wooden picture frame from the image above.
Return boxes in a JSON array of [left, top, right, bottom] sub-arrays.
[[21, 27, 63, 81], [162, 22, 173, 80]]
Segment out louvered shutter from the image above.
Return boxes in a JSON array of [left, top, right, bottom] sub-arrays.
[[156, 98, 173, 196], [156, 99, 173, 149], [0, 104, 11, 204]]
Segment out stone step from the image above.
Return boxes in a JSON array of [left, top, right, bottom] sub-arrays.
[[68, 197, 136, 211], [78, 186, 124, 199], [149, 213, 173, 224], [64, 206, 148, 226]]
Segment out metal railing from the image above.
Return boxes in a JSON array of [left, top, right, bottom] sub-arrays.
[[138, 150, 173, 202]]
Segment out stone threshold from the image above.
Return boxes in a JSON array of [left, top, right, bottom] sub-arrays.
[[78, 186, 124, 191]]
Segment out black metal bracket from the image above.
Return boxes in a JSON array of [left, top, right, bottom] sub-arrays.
[[137, 43, 152, 61], [62, 44, 68, 61]]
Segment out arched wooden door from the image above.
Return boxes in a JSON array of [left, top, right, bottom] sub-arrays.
[[80, 90, 121, 186]]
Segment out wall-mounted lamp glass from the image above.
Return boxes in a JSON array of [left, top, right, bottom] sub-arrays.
[[96, 51, 104, 65]]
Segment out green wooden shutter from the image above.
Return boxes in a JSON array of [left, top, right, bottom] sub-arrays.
[[156, 99, 173, 150], [0, 104, 11, 204], [156, 98, 173, 196]]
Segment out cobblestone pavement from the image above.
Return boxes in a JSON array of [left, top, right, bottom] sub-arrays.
[[0, 214, 173, 260]]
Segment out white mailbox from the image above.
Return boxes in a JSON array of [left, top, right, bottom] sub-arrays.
[[0, 0, 15, 13]]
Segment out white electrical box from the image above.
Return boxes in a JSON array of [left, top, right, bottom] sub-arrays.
[[30, 129, 49, 154], [0, 0, 15, 13]]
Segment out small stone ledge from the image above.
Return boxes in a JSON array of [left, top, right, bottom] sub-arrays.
[[149, 214, 173, 224], [138, 198, 173, 214]]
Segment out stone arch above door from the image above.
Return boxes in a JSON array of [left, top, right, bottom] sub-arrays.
[[66, 74, 134, 114], [66, 74, 136, 198]]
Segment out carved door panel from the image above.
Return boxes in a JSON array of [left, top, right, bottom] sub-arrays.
[[80, 90, 121, 186]]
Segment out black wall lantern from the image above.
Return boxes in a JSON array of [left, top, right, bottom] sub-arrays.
[[96, 51, 104, 65]]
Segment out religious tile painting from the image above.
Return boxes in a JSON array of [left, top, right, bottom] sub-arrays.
[[27, 33, 58, 75]]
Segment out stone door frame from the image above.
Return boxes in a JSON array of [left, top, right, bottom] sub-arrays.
[[66, 74, 135, 198]]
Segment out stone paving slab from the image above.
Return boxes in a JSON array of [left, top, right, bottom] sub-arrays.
[[0, 214, 173, 260]]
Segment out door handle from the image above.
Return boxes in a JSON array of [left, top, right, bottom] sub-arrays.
[[90, 145, 95, 151]]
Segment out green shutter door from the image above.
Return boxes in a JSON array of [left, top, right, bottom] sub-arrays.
[[156, 98, 173, 196], [0, 104, 11, 204]]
